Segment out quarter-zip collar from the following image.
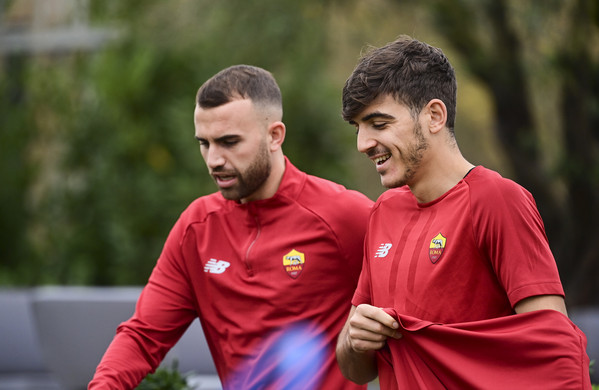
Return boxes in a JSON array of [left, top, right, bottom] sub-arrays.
[[220, 156, 306, 276]]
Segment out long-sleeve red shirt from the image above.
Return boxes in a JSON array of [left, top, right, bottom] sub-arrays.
[[89, 158, 373, 389]]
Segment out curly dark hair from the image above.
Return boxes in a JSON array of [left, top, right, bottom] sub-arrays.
[[342, 35, 457, 133]]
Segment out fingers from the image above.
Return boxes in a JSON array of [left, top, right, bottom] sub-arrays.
[[347, 304, 402, 353], [356, 304, 400, 334]]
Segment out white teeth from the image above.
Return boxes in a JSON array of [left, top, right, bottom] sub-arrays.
[[374, 154, 391, 165]]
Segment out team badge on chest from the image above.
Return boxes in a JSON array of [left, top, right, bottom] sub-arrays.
[[429, 233, 446, 264], [283, 249, 305, 279]]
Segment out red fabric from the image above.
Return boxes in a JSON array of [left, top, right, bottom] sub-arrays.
[[89, 158, 372, 390], [377, 309, 591, 390], [353, 166, 564, 324]]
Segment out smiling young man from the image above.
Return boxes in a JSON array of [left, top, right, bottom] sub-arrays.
[[89, 65, 373, 389], [335, 36, 591, 389]]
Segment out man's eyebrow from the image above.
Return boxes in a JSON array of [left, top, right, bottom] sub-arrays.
[[195, 134, 241, 143], [360, 112, 395, 122], [215, 134, 240, 142]]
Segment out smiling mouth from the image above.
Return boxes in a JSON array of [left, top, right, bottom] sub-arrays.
[[374, 154, 391, 165]]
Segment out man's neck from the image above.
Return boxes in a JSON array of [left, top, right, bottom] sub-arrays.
[[409, 154, 474, 204]]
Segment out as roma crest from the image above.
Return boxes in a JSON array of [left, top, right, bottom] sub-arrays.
[[283, 249, 305, 279], [429, 233, 446, 264]]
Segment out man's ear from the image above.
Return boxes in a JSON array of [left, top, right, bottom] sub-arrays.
[[425, 99, 447, 134], [268, 121, 286, 152]]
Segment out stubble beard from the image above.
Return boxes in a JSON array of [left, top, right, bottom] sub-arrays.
[[219, 140, 272, 201], [386, 121, 428, 189]]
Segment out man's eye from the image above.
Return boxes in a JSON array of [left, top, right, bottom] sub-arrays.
[[372, 122, 387, 129], [198, 140, 208, 147], [223, 140, 238, 147]]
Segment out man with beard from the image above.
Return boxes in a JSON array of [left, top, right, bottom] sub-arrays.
[[335, 36, 591, 389], [89, 65, 373, 389]]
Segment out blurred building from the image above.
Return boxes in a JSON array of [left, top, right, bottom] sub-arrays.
[[0, 0, 118, 56]]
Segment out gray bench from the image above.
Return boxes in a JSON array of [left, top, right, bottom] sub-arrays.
[[0, 288, 61, 390], [0, 287, 221, 390]]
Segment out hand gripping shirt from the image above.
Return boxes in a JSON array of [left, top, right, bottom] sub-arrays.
[[89, 158, 373, 390]]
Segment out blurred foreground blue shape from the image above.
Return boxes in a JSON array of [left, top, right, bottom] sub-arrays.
[[226, 322, 327, 389]]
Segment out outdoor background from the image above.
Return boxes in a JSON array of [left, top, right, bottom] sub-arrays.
[[1, 0, 598, 309]]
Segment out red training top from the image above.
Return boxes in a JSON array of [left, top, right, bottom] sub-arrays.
[[351, 166, 582, 388], [378, 308, 591, 389], [353, 166, 564, 323], [90, 158, 373, 389]]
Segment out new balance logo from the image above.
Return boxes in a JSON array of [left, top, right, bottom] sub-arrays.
[[204, 259, 230, 274], [375, 243, 392, 258]]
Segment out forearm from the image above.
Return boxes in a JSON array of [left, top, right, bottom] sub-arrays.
[[88, 327, 154, 389], [89, 274, 195, 388], [336, 322, 378, 384], [514, 294, 568, 316]]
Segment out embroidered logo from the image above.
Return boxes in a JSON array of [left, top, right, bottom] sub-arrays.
[[283, 249, 305, 279], [204, 259, 231, 274], [429, 233, 446, 264], [375, 243, 393, 258]]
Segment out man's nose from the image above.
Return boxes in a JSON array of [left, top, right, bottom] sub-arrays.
[[204, 146, 225, 169], [356, 127, 377, 154]]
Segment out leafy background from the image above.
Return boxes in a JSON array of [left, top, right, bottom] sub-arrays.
[[1, 0, 598, 308]]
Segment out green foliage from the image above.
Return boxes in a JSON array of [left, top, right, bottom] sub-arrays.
[[1, 0, 598, 303], [137, 361, 190, 390], [0, 56, 36, 283], [0, 0, 359, 286]]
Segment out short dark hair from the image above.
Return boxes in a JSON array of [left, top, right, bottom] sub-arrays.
[[196, 65, 282, 110], [342, 35, 457, 132]]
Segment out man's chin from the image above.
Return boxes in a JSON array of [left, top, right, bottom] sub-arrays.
[[219, 188, 241, 201], [380, 176, 406, 189], [379, 174, 393, 188]]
